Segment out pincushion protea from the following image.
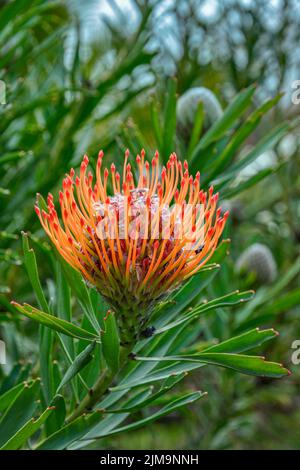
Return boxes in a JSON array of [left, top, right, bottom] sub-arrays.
[[35, 150, 228, 345]]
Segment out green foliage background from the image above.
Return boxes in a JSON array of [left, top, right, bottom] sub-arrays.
[[0, 0, 300, 450]]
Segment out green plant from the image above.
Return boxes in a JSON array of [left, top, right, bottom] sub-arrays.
[[3, 78, 291, 447], [1, 1, 298, 451]]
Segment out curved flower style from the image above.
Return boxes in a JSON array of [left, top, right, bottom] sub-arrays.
[[35, 150, 228, 345]]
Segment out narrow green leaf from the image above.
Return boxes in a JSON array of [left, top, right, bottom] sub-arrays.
[[0, 363, 23, 395], [106, 373, 185, 413], [135, 353, 290, 378], [36, 412, 101, 450], [207, 94, 284, 180], [57, 342, 96, 393], [187, 101, 204, 159], [156, 290, 254, 334], [215, 122, 288, 186], [0, 406, 54, 450], [101, 311, 120, 373], [56, 262, 74, 357], [46, 395, 66, 437], [57, 255, 99, 333], [222, 167, 274, 199], [191, 84, 256, 163], [153, 265, 220, 328], [204, 328, 279, 353], [0, 381, 29, 413], [12, 302, 100, 342], [0, 379, 40, 447], [84, 391, 206, 440], [22, 232, 49, 313], [105, 388, 154, 413], [110, 362, 204, 391], [39, 325, 54, 404], [261, 288, 300, 317], [150, 99, 162, 149]]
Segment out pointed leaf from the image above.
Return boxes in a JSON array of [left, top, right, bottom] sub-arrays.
[[101, 311, 120, 373], [0, 379, 40, 447], [0, 405, 55, 450], [57, 342, 96, 393], [135, 353, 290, 378], [84, 391, 206, 440], [12, 302, 100, 342]]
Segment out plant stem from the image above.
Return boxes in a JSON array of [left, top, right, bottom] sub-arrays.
[[66, 345, 131, 423]]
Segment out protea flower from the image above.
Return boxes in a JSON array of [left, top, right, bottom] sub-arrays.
[[236, 243, 277, 284], [35, 150, 228, 345], [177, 87, 223, 139]]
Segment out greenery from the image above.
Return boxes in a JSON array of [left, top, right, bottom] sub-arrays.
[[0, 0, 299, 450]]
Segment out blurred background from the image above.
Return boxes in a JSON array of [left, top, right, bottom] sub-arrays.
[[1, 0, 300, 449]]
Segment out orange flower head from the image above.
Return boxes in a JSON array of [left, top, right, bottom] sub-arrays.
[[35, 150, 228, 345]]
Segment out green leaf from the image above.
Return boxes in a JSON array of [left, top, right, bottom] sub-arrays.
[[204, 328, 279, 353], [235, 258, 300, 327], [0, 150, 27, 166], [105, 388, 154, 413], [155, 290, 254, 334], [57, 255, 99, 333], [222, 167, 274, 199], [56, 342, 96, 393], [190, 85, 256, 163], [135, 353, 290, 378], [0, 362, 32, 394], [73, 391, 204, 447], [150, 99, 162, 149], [22, 232, 49, 313], [101, 311, 120, 373], [106, 373, 185, 413], [206, 94, 284, 181], [0, 379, 40, 447], [110, 362, 204, 391], [84, 391, 206, 440], [0, 381, 26, 413], [56, 261, 74, 355], [46, 395, 66, 437], [39, 325, 54, 404], [12, 302, 100, 342], [36, 411, 102, 450], [215, 122, 288, 186], [187, 101, 204, 159], [0, 405, 55, 450], [153, 264, 220, 328], [262, 288, 300, 317]]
